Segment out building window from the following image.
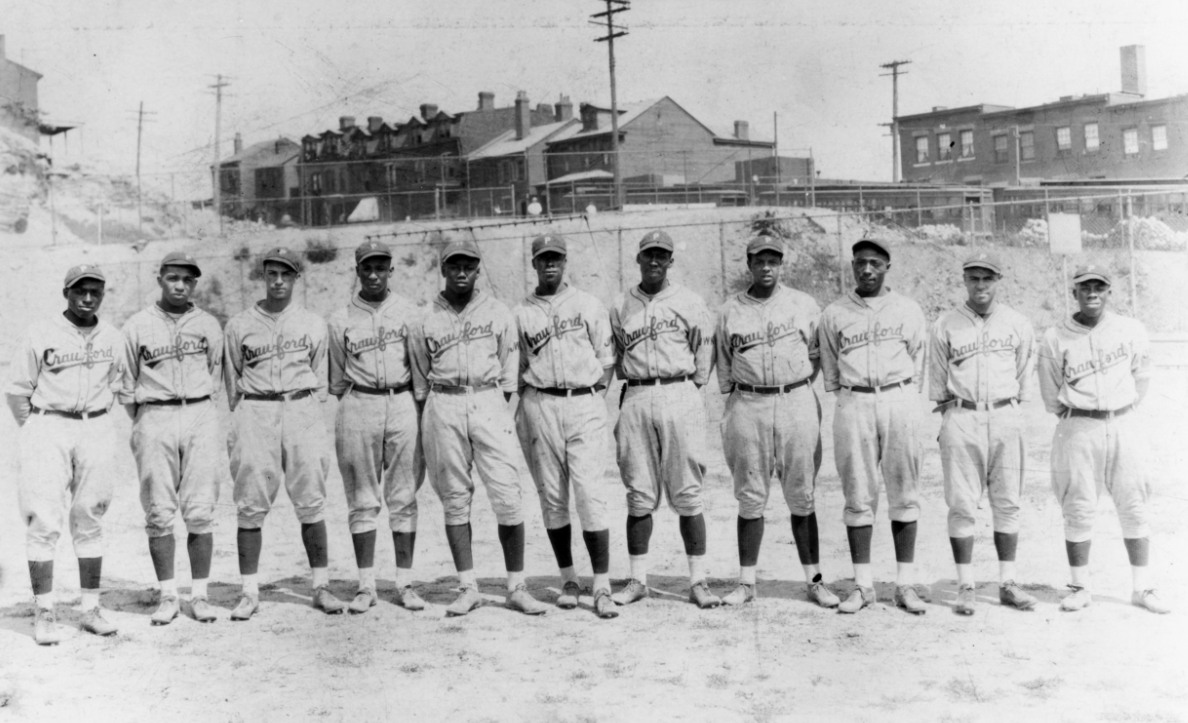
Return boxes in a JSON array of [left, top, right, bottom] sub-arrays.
[[1152, 124, 1168, 151], [1123, 128, 1139, 156], [310, 172, 322, 193], [993, 134, 1009, 163], [914, 136, 929, 163], [1056, 126, 1071, 151], [1084, 123, 1100, 151], [960, 130, 974, 158], [937, 132, 951, 161], [1019, 131, 1035, 161]]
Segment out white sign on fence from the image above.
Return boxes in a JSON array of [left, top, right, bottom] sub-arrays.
[[1047, 213, 1082, 255]]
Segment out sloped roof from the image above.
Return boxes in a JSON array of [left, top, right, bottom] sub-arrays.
[[221, 137, 301, 165], [545, 169, 614, 185], [467, 119, 580, 160]]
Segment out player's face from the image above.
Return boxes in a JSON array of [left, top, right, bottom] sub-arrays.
[[747, 251, 783, 290], [442, 255, 481, 294], [963, 268, 999, 307], [63, 279, 106, 320], [357, 257, 393, 296], [262, 262, 299, 302], [533, 251, 566, 285], [1073, 280, 1110, 317], [851, 249, 889, 294], [636, 248, 673, 285], [158, 266, 198, 306]]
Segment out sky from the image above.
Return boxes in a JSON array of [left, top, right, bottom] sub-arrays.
[[7, 0, 1188, 197]]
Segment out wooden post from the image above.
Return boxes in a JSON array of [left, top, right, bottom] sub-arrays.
[[1062, 256, 1070, 318], [837, 213, 845, 295], [1127, 192, 1137, 315], [719, 221, 727, 302]]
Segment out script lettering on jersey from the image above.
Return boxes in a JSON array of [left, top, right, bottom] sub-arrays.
[[729, 319, 800, 353], [139, 334, 210, 368], [347, 325, 405, 358], [1065, 342, 1129, 384], [950, 332, 1017, 365], [242, 334, 313, 368], [622, 315, 682, 352], [838, 322, 905, 355], [43, 343, 116, 373], [426, 320, 495, 357], [524, 313, 584, 355]]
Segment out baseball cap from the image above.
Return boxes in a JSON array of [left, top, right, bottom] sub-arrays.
[[746, 234, 784, 257], [639, 230, 674, 253], [962, 251, 1002, 276], [852, 238, 891, 260], [261, 246, 303, 273], [531, 233, 567, 259], [1072, 264, 1111, 286], [355, 240, 392, 264], [63, 263, 105, 288], [440, 238, 482, 263], [160, 251, 202, 277]]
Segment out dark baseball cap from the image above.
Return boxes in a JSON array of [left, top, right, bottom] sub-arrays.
[[440, 239, 482, 263], [962, 251, 1002, 276], [746, 234, 784, 257], [261, 246, 303, 273], [852, 238, 891, 260], [1072, 264, 1111, 286], [160, 251, 202, 277], [639, 230, 674, 253], [63, 263, 105, 289], [355, 240, 392, 264], [531, 233, 567, 259]]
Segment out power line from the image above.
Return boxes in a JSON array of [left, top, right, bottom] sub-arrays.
[[880, 59, 911, 183], [591, 0, 629, 210], [209, 75, 232, 235]]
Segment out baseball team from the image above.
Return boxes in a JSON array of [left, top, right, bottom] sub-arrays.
[[4, 229, 1171, 646]]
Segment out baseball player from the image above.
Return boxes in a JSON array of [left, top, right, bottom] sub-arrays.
[[513, 233, 618, 619], [609, 230, 719, 609], [716, 234, 840, 608], [328, 240, 426, 614], [929, 252, 1037, 615], [818, 239, 929, 615], [223, 247, 345, 620], [120, 251, 227, 625], [1038, 265, 1170, 614], [408, 238, 547, 617], [5, 264, 128, 644]]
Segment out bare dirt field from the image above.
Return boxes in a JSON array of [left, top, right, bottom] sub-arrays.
[[1, 365, 1185, 723]]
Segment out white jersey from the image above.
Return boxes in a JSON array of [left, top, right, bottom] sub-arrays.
[[514, 284, 614, 390], [6, 314, 127, 414], [223, 303, 329, 404], [120, 304, 224, 404], [328, 292, 418, 395], [715, 284, 820, 394], [1038, 311, 1150, 414], [929, 302, 1035, 404], [610, 283, 714, 384], [818, 289, 926, 392]]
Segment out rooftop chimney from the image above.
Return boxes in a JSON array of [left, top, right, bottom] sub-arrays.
[[579, 103, 599, 133], [367, 116, 383, 133], [420, 104, 439, 121], [555, 95, 574, 122], [478, 91, 495, 111], [339, 116, 356, 131], [734, 121, 749, 141], [233, 132, 243, 154], [1121, 45, 1147, 97], [515, 91, 531, 140]]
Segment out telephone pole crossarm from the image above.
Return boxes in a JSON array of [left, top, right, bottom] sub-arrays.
[[879, 59, 911, 183]]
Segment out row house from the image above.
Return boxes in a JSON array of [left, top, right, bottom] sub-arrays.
[[215, 134, 301, 223]]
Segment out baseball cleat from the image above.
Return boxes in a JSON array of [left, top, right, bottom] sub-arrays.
[[837, 586, 876, 614], [230, 594, 259, 621], [612, 579, 649, 606], [689, 581, 722, 609], [1059, 585, 1092, 612], [394, 585, 427, 611], [151, 595, 180, 626], [80, 607, 118, 637], [593, 589, 619, 619], [954, 585, 977, 616], [1131, 589, 1171, 614], [556, 580, 581, 609], [445, 585, 482, 617], [312, 585, 346, 615], [507, 584, 548, 616], [999, 581, 1037, 611], [912, 583, 933, 603], [808, 580, 841, 608], [721, 583, 756, 605], [33, 607, 63, 646], [348, 587, 377, 615], [895, 585, 927, 615], [189, 596, 218, 623]]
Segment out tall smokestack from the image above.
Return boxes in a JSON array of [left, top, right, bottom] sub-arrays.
[[1120, 45, 1147, 97], [233, 132, 243, 154], [515, 91, 530, 140]]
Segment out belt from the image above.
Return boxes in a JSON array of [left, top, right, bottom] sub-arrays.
[[735, 379, 811, 395], [143, 395, 212, 407], [242, 389, 314, 402], [431, 383, 497, 395], [1065, 404, 1133, 420], [534, 386, 600, 397], [352, 383, 411, 396], [959, 398, 1016, 411], [626, 374, 692, 387], [845, 379, 912, 394], [30, 406, 108, 420]]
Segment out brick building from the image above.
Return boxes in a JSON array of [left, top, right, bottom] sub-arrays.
[[215, 134, 301, 223], [0, 36, 41, 144], [897, 46, 1188, 186]]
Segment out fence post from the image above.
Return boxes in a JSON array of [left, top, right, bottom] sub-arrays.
[[915, 188, 922, 226], [719, 221, 727, 303], [837, 212, 845, 295], [617, 228, 624, 290], [1127, 191, 1137, 315]]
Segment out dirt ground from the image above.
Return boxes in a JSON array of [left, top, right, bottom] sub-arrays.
[[0, 364, 1185, 723]]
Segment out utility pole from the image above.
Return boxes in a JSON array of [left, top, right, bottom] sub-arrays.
[[131, 101, 158, 233], [592, 0, 629, 211], [879, 60, 910, 183], [208, 74, 231, 234]]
